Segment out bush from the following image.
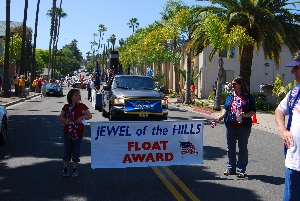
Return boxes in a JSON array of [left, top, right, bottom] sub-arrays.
[[252, 92, 267, 101], [208, 92, 228, 105], [256, 100, 271, 111]]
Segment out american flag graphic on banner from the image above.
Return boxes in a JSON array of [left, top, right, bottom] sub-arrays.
[[180, 141, 198, 155]]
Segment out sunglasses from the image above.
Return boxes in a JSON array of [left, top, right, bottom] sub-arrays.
[[231, 83, 237, 86], [292, 65, 300, 71]]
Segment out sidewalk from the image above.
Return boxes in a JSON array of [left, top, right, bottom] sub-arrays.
[[168, 97, 280, 135], [0, 90, 40, 107]]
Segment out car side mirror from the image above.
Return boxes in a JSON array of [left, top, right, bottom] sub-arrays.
[[159, 86, 165, 92]]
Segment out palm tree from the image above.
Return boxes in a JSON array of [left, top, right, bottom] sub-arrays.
[[52, 2, 67, 78], [109, 34, 117, 51], [119, 38, 125, 47], [31, 0, 41, 92], [199, 0, 300, 90], [127, 18, 139, 33], [97, 24, 107, 51], [20, 0, 28, 76], [47, 3, 67, 78], [189, 12, 253, 110], [3, 0, 11, 97]]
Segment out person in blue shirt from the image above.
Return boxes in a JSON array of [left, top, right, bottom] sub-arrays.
[[216, 77, 256, 178]]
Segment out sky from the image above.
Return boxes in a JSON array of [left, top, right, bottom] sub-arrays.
[[0, 0, 211, 59]]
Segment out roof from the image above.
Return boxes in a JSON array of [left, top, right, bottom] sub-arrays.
[[0, 21, 23, 36]]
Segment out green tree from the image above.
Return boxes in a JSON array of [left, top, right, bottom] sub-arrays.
[[160, 0, 187, 94], [198, 0, 300, 90]]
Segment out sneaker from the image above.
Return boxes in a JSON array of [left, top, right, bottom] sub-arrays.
[[72, 168, 78, 177], [223, 169, 236, 176], [237, 173, 245, 178], [63, 167, 69, 177]]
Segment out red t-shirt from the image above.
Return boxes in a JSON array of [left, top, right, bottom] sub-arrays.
[[37, 79, 42, 87], [62, 103, 89, 136]]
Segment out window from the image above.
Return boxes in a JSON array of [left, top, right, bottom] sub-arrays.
[[220, 47, 235, 58], [222, 70, 234, 84]]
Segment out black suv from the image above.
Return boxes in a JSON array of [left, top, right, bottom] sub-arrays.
[[101, 75, 168, 121]]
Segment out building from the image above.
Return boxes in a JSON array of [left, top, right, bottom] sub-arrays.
[[0, 21, 23, 78], [159, 44, 296, 98]]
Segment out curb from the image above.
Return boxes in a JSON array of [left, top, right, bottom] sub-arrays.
[[1, 94, 40, 107]]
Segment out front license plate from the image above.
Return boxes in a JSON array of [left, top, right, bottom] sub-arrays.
[[50, 92, 54, 94], [139, 114, 148, 117]]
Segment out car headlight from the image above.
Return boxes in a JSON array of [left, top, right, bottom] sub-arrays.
[[46, 89, 49, 92], [113, 97, 125, 105], [161, 97, 168, 106]]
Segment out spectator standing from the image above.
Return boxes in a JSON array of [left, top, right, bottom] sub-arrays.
[[37, 78, 42, 93], [190, 83, 196, 99], [41, 79, 47, 98], [18, 75, 26, 97], [13, 76, 19, 95], [89, 79, 95, 102], [224, 82, 231, 93], [8, 76, 13, 92], [275, 50, 300, 201], [59, 89, 92, 177], [216, 77, 256, 178], [260, 83, 265, 92], [87, 81, 91, 101]]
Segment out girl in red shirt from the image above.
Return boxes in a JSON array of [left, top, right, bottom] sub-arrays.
[[59, 89, 92, 177]]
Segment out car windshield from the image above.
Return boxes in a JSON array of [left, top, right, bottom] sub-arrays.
[[47, 83, 60, 88], [113, 77, 157, 90]]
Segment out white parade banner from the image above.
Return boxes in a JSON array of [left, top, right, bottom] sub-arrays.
[[91, 120, 204, 168]]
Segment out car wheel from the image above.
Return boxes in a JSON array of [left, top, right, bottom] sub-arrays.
[[109, 107, 115, 121], [102, 109, 109, 118], [0, 117, 7, 145]]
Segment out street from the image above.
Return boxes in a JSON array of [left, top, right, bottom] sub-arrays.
[[0, 87, 285, 201]]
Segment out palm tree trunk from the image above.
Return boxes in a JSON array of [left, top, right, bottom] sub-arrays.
[[240, 44, 254, 91], [3, 0, 11, 98], [53, 0, 63, 79], [213, 56, 224, 111], [185, 44, 192, 104], [20, 0, 28, 76], [31, 0, 40, 91], [48, 0, 56, 79]]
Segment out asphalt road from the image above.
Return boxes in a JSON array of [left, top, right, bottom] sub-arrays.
[[0, 87, 285, 201]]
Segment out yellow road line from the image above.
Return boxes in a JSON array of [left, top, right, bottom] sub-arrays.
[[162, 166, 200, 201], [151, 166, 185, 201]]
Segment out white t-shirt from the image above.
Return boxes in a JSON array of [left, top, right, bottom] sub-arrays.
[[278, 93, 300, 171], [90, 81, 95, 89]]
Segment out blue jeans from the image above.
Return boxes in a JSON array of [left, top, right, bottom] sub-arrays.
[[283, 167, 300, 201], [225, 126, 251, 173], [63, 133, 83, 162]]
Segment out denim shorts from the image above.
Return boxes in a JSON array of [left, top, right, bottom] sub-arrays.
[[63, 133, 83, 162], [283, 167, 300, 201]]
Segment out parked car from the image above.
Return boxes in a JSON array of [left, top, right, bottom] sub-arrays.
[[0, 105, 8, 145], [101, 75, 168, 121], [46, 83, 63, 96]]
